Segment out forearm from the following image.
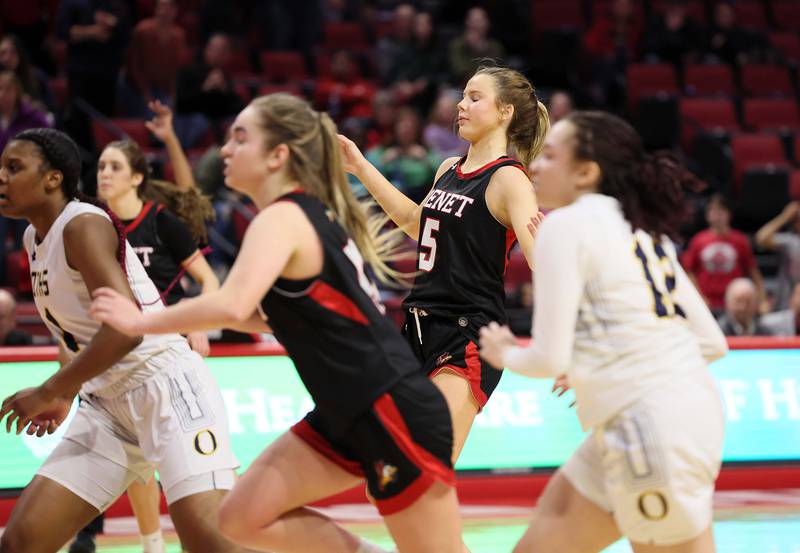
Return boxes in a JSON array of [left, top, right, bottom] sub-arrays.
[[755, 216, 788, 248], [164, 135, 196, 191], [42, 329, 142, 399], [139, 290, 246, 334], [226, 311, 271, 333], [69, 24, 99, 42], [503, 344, 560, 378], [354, 160, 421, 239]]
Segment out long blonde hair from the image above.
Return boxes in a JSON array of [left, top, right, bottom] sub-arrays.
[[249, 93, 405, 284], [475, 65, 550, 167]]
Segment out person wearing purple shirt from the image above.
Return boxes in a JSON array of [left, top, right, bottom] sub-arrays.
[[0, 71, 51, 152]]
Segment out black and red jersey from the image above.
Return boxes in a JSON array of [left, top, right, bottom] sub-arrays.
[[403, 156, 528, 324], [122, 201, 197, 306], [259, 191, 419, 437]]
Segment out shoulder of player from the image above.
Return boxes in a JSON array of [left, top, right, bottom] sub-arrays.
[[434, 156, 462, 181], [63, 212, 115, 244], [487, 163, 532, 193], [250, 199, 310, 233]]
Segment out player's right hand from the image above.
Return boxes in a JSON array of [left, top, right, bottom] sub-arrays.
[[337, 134, 368, 176], [89, 287, 145, 337]]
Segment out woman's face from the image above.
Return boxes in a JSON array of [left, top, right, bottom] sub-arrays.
[[0, 40, 19, 71], [220, 106, 273, 195], [97, 147, 141, 203], [529, 120, 585, 209], [456, 73, 506, 143], [0, 140, 55, 219]]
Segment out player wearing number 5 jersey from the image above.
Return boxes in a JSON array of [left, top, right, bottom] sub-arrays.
[[339, 65, 550, 468], [90, 93, 463, 553], [0, 128, 247, 553], [480, 112, 728, 553]]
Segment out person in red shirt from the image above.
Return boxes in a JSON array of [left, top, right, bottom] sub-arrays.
[[681, 194, 765, 314]]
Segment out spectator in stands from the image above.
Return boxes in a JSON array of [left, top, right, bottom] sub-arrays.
[[364, 89, 396, 149], [376, 3, 416, 85], [717, 278, 772, 336], [547, 90, 573, 124], [681, 194, 765, 315], [0, 35, 53, 112], [706, 1, 754, 65], [57, 0, 131, 117], [583, 0, 642, 107], [761, 281, 800, 336], [121, 0, 189, 117], [391, 11, 447, 113], [0, 289, 33, 346], [423, 89, 468, 162], [175, 33, 242, 142], [448, 7, 505, 86], [0, 71, 51, 153], [314, 49, 376, 121], [755, 201, 800, 311], [642, 0, 703, 67], [367, 106, 438, 204]]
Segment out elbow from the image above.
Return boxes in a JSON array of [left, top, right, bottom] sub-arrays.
[[228, 303, 254, 325]]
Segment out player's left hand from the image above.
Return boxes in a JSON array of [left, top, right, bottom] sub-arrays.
[[527, 210, 545, 238], [0, 387, 70, 435], [478, 321, 517, 369], [89, 287, 145, 336], [187, 331, 210, 356]]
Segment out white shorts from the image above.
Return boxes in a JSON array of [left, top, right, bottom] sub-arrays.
[[561, 371, 724, 546], [37, 348, 239, 511]]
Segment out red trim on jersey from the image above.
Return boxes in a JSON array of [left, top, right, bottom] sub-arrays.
[[372, 393, 455, 514], [291, 419, 363, 476], [125, 201, 155, 234], [455, 156, 527, 179], [308, 280, 369, 325], [503, 228, 517, 274]]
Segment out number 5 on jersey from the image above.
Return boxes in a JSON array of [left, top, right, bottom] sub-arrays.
[[419, 218, 440, 272]]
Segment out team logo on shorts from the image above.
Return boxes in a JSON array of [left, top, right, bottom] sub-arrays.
[[375, 461, 398, 491], [194, 429, 218, 456], [435, 352, 452, 367]]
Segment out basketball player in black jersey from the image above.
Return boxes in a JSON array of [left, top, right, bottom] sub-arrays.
[[91, 93, 462, 553], [339, 65, 550, 465]]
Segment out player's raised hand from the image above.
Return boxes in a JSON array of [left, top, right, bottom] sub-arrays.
[[145, 100, 177, 143], [90, 287, 145, 336], [337, 134, 368, 176], [478, 321, 517, 369]]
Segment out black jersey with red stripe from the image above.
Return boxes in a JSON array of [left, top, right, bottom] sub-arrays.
[[123, 201, 197, 306], [403, 156, 526, 323], [259, 191, 419, 436]]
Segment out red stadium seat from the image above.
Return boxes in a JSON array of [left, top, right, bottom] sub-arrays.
[[532, 0, 583, 33], [684, 64, 735, 97], [769, 32, 800, 65], [91, 119, 151, 151], [734, 0, 767, 30], [743, 98, 800, 131], [651, 0, 706, 23], [772, 1, 800, 32], [790, 170, 800, 201], [626, 63, 678, 110], [679, 98, 739, 151], [260, 51, 308, 83], [740, 64, 794, 97], [323, 22, 369, 51], [731, 133, 788, 187], [49, 77, 68, 110]]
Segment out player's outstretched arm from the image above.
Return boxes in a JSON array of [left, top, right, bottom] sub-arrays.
[[92, 201, 302, 336]]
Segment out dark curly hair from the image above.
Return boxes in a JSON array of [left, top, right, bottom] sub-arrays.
[[14, 128, 128, 276], [565, 111, 702, 239]]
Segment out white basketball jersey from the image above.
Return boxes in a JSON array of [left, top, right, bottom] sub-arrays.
[[23, 201, 188, 397], [505, 194, 727, 429]]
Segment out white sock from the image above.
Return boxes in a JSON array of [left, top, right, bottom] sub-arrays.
[[355, 537, 391, 553], [141, 530, 166, 553]]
